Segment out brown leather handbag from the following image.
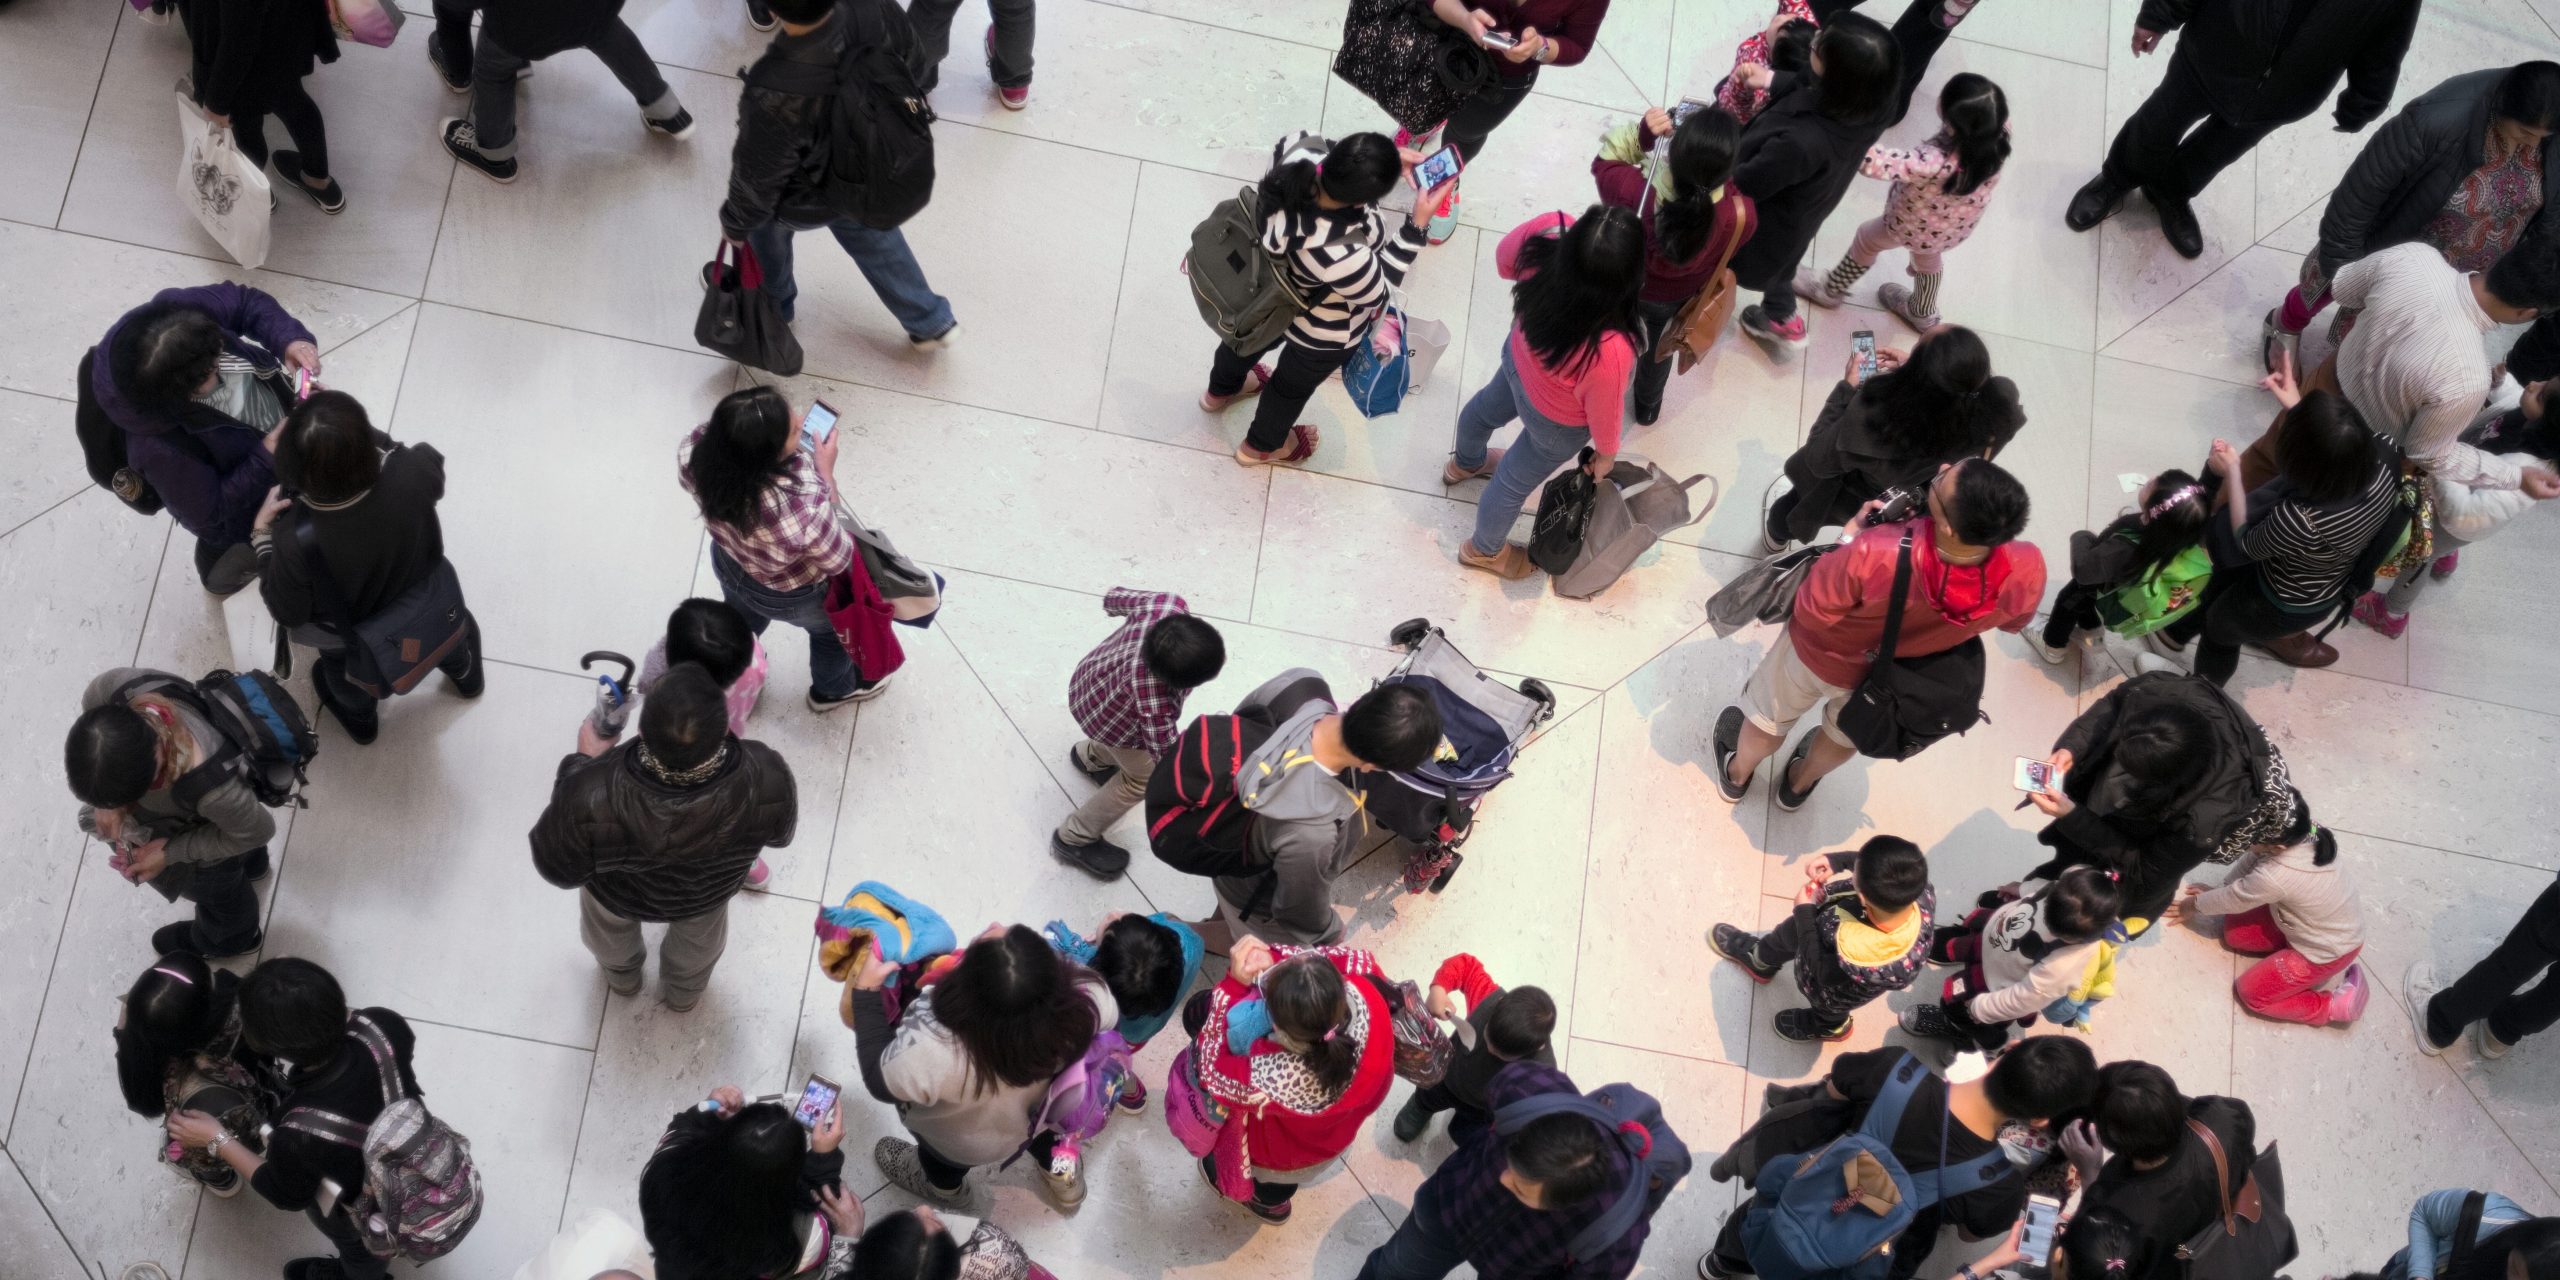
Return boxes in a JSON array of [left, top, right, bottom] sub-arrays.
[[1653, 193, 1755, 374], [2174, 1118, 2297, 1280]]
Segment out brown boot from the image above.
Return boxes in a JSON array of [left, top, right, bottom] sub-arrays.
[[1458, 541, 1538, 580], [2255, 630, 2339, 668]]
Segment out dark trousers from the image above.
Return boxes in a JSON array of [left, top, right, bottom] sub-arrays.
[[2043, 578, 2106, 646], [1765, 487, 1803, 545], [312, 610, 482, 732], [2158, 565, 2327, 686], [1208, 339, 1357, 453], [1632, 296, 1681, 418], [2429, 876, 2560, 1047], [1401, 1080, 1494, 1147], [193, 537, 258, 594], [1197, 1153, 1298, 1206], [172, 846, 267, 953], [230, 82, 331, 180], [1442, 73, 1536, 161], [308, 1204, 390, 1280], [914, 1132, 1058, 1191], [1357, 1206, 1471, 1280], [905, 0, 1037, 90], [2101, 55, 2279, 200]]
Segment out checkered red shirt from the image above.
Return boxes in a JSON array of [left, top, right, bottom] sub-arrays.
[[678, 424, 855, 592], [1068, 588, 1193, 757]]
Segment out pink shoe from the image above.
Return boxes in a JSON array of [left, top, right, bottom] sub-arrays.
[[2430, 550, 2459, 581], [2351, 591, 2408, 639], [745, 857, 772, 891], [2329, 962, 2369, 1025]]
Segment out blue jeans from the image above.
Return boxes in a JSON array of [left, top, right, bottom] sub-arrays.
[[710, 545, 861, 700], [746, 219, 954, 340], [1454, 342, 1592, 556], [1356, 1208, 1469, 1280]]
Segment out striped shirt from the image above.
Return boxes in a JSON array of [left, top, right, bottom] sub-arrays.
[[2226, 449, 2402, 610], [2330, 242, 2522, 490], [677, 424, 856, 593], [1261, 198, 1428, 351]]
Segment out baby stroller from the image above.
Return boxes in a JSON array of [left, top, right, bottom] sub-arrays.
[[1357, 619, 1558, 894]]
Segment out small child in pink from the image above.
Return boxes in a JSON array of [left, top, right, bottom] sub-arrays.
[[2167, 791, 2369, 1028], [1715, 0, 1817, 125], [1800, 72, 2010, 331]]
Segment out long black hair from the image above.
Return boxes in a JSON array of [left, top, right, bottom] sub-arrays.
[[115, 953, 237, 1117], [638, 1102, 811, 1280], [1512, 204, 1646, 377], [2107, 699, 2212, 820], [1259, 132, 1401, 216], [1937, 72, 2011, 196], [2267, 788, 2339, 866], [1858, 324, 1997, 457], [850, 1210, 963, 1280], [927, 925, 1099, 1095], [2119, 468, 2209, 588], [1653, 107, 1742, 266], [1811, 12, 1901, 127], [685, 386, 795, 527], [1261, 953, 1359, 1095]]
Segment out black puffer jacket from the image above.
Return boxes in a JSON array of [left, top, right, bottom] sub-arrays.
[[717, 0, 926, 239], [530, 739, 797, 922], [2028, 672, 2274, 922], [2135, 0, 2420, 129], [2314, 68, 2560, 280]]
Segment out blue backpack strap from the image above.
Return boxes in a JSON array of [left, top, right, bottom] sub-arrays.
[[1857, 1050, 1927, 1146], [1905, 1144, 2012, 1210], [1493, 1086, 1652, 1262]]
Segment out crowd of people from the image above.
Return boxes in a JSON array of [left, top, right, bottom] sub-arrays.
[[48, 0, 2560, 1276]]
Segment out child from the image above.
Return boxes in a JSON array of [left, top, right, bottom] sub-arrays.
[[2030, 470, 2213, 663], [2167, 791, 2369, 1027], [1800, 72, 2011, 332], [638, 598, 772, 888], [1901, 866, 2122, 1056], [1709, 835, 1934, 1042], [1716, 2, 1817, 126], [1055, 588, 1226, 878], [2355, 380, 2560, 638], [1041, 911, 1203, 1107], [1388, 952, 1558, 1144], [1728, 12, 1903, 352]]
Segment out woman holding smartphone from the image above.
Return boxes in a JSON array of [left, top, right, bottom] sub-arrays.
[[1761, 323, 2021, 550], [638, 1084, 864, 1280]]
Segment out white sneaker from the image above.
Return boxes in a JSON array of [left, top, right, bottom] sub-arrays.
[[2479, 1021, 2515, 1060], [2132, 652, 2183, 677], [2405, 960, 2449, 1056], [2024, 629, 2076, 666]]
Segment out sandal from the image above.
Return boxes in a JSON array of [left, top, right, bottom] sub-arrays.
[[1200, 363, 1273, 412], [1234, 423, 1319, 467]]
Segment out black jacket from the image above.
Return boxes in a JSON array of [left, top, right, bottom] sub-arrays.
[[479, 0, 626, 62], [257, 443, 447, 627], [530, 739, 798, 922], [2030, 672, 2274, 921], [718, 0, 927, 239], [641, 1104, 848, 1280], [2315, 68, 2560, 279], [2087, 1097, 2258, 1280], [2136, 0, 2420, 129], [1776, 378, 2027, 542], [1728, 72, 1890, 291], [183, 0, 338, 119]]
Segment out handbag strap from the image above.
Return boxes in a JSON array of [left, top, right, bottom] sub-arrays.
[[1874, 530, 1917, 666], [2450, 1191, 2490, 1275], [2186, 1117, 2237, 1236], [287, 506, 363, 639]]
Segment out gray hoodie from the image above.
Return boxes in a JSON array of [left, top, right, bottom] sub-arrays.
[[1215, 669, 1359, 947]]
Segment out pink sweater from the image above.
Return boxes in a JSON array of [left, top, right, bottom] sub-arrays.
[[1496, 212, 1638, 454]]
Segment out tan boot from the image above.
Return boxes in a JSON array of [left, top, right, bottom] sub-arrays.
[[1458, 541, 1537, 580]]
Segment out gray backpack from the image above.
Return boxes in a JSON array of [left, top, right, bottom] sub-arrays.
[[1551, 457, 1717, 599], [1187, 187, 1308, 354], [278, 1014, 483, 1261]]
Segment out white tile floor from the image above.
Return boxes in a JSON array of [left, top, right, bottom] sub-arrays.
[[4, 0, 2560, 1274]]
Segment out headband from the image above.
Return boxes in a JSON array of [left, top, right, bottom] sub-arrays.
[[2143, 483, 2203, 521]]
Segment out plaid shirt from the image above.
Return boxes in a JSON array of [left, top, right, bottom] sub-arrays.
[[1067, 588, 1192, 756], [1411, 1062, 1650, 1280], [678, 424, 855, 592]]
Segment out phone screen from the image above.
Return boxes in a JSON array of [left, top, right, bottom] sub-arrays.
[[793, 1075, 840, 1129], [1851, 330, 1878, 381], [294, 367, 313, 401], [1670, 97, 1713, 128], [2013, 756, 2054, 794], [801, 400, 839, 450], [2020, 1195, 2063, 1266], [1414, 145, 1463, 191]]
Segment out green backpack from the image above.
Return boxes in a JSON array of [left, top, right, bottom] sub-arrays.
[[2096, 543, 2212, 637]]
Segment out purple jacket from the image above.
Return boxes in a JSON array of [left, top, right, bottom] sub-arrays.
[[90, 284, 313, 546]]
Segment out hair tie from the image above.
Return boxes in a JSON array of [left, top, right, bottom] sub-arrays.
[[149, 965, 196, 987], [2106, 1261, 2128, 1275], [2143, 483, 2203, 521], [1322, 1025, 1340, 1042], [2105, 869, 2120, 882]]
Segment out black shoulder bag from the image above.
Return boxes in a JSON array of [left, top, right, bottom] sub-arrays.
[[1834, 530, 1989, 761]]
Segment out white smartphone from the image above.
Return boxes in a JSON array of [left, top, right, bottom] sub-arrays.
[[2013, 756, 2056, 795], [801, 399, 839, 450], [792, 1073, 841, 1129], [2019, 1193, 2064, 1267], [1412, 144, 1463, 192], [1852, 329, 1879, 382], [1480, 29, 1518, 48], [294, 367, 313, 401], [1669, 97, 1715, 128]]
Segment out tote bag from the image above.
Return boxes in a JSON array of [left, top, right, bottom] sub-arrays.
[[1706, 544, 1828, 637], [326, 0, 406, 47], [823, 552, 905, 683], [2175, 1123, 2295, 1280], [174, 88, 272, 269], [1333, 0, 1492, 132], [1344, 308, 1414, 418], [1551, 456, 1717, 600], [694, 241, 804, 375]]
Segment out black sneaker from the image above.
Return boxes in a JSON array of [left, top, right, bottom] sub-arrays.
[[1066, 743, 1119, 786], [909, 321, 959, 350], [284, 1258, 353, 1280], [270, 152, 344, 214], [1633, 398, 1662, 427], [645, 106, 696, 139], [442, 617, 486, 698], [1711, 706, 1750, 803], [1050, 832, 1131, 879], [1773, 1007, 1853, 1043], [1199, 1156, 1290, 1224], [242, 847, 271, 883], [1772, 732, 1821, 812], [808, 673, 893, 712], [1899, 1003, 1956, 1039], [1391, 1095, 1433, 1142], [426, 34, 469, 93], [1699, 1250, 1753, 1280], [311, 658, 379, 745], [152, 921, 262, 960], [1708, 924, 1779, 984], [199, 1164, 243, 1197], [747, 0, 777, 30], [441, 118, 517, 184]]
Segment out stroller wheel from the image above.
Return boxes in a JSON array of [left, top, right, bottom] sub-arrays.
[[1389, 617, 1434, 650], [1429, 852, 1465, 893], [1518, 677, 1558, 721]]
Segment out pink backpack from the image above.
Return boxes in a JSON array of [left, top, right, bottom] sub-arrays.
[[1006, 1029, 1132, 1168]]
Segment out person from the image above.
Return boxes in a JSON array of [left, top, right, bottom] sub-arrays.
[[180, 0, 345, 212], [87, 284, 323, 594], [1447, 205, 1645, 579], [637, 599, 775, 889], [252, 391, 484, 745], [1592, 103, 1758, 426], [116, 953, 262, 1197], [2057, 1061, 2257, 1280], [1359, 1060, 1665, 1280], [2364, 1189, 2549, 1280], [719, 0, 958, 348], [529, 664, 799, 1011], [1422, 0, 1614, 181], [2263, 63, 2560, 371], [902, 0, 1034, 109], [2165, 791, 2369, 1026], [1900, 865, 2122, 1056], [680, 386, 887, 709], [2162, 384, 2402, 681], [2022, 668, 2286, 926], [1707, 835, 1932, 1042], [1198, 672, 1442, 950], [1805, 0, 1990, 125], [849, 1206, 1056, 1280], [2407, 870, 2560, 1060], [844, 923, 1116, 1211], [1727, 11, 1902, 351], [1712, 458, 2043, 809], [1698, 1036, 2100, 1280], [162, 957, 414, 1280], [2030, 470, 2211, 664], [1041, 911, 1203, 1102], [1389, 953, 1558, 1143], [2063, 0, 2420, 259], [1799, 72, 2011, 331], [1186, 939, 1397, 1224], [66, 668, 279, 958], [1201, 131, 1446, 467], [1762, 324, 2024, 549], [1718, 5, 1819, 127], [638, 1084, 862, 1280], [434, 0, 694, 183], [2361, 380, 2560, 635], [2050, 1208, 2146, 1280], [1054, 587, 1226, 877]]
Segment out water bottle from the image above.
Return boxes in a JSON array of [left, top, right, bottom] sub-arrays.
[[580, 651, 636, 739]]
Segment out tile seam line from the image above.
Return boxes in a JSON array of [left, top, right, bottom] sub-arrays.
[[0, 844, 97, 1189], [48, 0, 126, 231], [2348, 959, 2560, 1209], [403, 1011, 603, 1055], [1563, 694, 1605, 1058], [0, 489, 96, 545], [554, 990, 613, 1236], [1568, 1030, 1753, 1073]]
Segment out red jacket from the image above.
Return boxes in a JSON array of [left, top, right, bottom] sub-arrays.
[[1789, 517, 2043, 688], [1198, 948, 1397, 1173]]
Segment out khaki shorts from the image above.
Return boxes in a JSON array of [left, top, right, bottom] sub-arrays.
[[1739, 635, 1854, 748]]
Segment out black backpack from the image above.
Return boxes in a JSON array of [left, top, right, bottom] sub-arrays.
[[76, 348, 165, 516], [113, 670, 320, 810], [747, 0, 937, 231]]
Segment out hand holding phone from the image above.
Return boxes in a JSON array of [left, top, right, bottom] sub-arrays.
[[2019, 1194, 2064, 1267], [1480, 28, 1518, 47], [800, 399, 839, 451], [2012, 756, 2055, 795], [1411, 145, 1463, 193], [294, 367, 313, 402], [793, 1074, 842, 1129], [1850, 329, 1879, 384]]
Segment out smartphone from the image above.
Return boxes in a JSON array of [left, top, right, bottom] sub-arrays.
[[294, 367, 313, 401], [792, 1073, 841, 1129], [1851, 329, 1879, 382], [800, 399, 839, 450], [2013, 756, 2055, 795], [2019, 1193, 2064, 1267], [1480, 29, 1518, 47], [1669, 97, 1715, 128], [1412, 144, 1463, 192]]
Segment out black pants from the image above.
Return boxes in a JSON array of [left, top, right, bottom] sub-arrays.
[[231, 82, 331, 181], [312, 610, 482, 732], [1632, 297, 1681, 419], [1807, 0, 1961, 125], [2429, 876, 2560, 1047], [2043, 578, 2106, 646], [2158, 565, 2326, 685], [1765, 488, 1802, 545], [1442, 73, 1536, 161], [914, 1131, 1059, 1191], [1401, 1080, 1495, 1146], [2101, 55, 2277, 201], [306, 1204, 389, 1280], [173, 846, 267, 953], [1208, 339, 1357, 453], [193, 537, 258, 594]]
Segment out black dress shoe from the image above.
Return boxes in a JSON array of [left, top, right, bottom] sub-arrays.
[[2064, 174, 2126, 231], [152, 921, 263, 959], [2146, 187, 2205, 258]]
